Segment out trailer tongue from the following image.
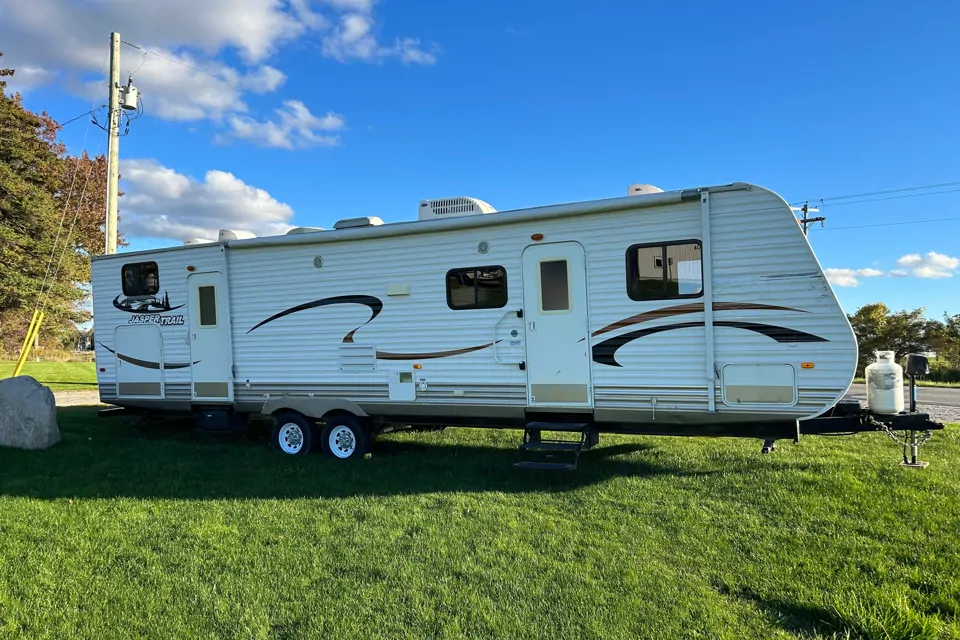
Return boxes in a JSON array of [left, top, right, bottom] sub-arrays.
[[798, 353, 943, 469]]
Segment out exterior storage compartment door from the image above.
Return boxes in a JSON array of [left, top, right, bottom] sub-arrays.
[[115, 324, 164, 398]]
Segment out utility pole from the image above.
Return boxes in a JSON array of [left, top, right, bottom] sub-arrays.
[[105, 31, 121, 255], [794, 201, 826, 236]]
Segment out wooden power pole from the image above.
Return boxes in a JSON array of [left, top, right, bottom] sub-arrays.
[[105, 31, 121, 255], [798, 202, 825, 236]]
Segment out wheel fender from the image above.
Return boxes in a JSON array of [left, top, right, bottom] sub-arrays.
[[261, 397, 367, 421]]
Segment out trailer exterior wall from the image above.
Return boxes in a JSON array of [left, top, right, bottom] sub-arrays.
[[90, 182, 858, 429], [92, 244, 226, 410]]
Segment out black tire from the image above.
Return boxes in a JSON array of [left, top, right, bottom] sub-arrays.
[[319, 414, 370, 460], [271, 412, 316, 456]]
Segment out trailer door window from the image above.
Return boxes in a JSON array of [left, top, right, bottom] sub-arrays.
[[539, 260, 570, 312], [198, 286, 218, 327], [626, 241, 703, 301], [121, 262, 160, 297], [446, 266, 508, 310]]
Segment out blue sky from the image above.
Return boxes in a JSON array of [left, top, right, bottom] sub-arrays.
[[4, 0, 959, 318]]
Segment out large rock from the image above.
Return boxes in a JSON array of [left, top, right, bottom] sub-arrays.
[[0, 376, 60, 450]]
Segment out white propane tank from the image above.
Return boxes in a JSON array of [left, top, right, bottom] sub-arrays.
[[865, 351, 904, 415]]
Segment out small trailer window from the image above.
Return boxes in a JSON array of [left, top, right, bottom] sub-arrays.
[[626, 241, 703, 301], [539, 260, 570, 312], [446, 266, 508, 310], [121, 262, 160, 297], [198, 286, 218, 327]]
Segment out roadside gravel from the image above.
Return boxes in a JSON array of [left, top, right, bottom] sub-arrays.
[[54, 391, 102, 407]]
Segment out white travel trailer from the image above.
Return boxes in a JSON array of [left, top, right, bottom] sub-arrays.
[[91, 182, 942, 468]]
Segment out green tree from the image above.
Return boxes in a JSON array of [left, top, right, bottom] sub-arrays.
[[847, 302, 943, 375], [0, 51, 121, 353]]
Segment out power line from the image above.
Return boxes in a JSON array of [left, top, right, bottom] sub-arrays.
[[790, 180, 960, 207], [120, 39, 241, 86], [819, 216, 960, 231], [58, 107, 105, 127], [814, 188, 960, 208], [793, 180, 960, 205]]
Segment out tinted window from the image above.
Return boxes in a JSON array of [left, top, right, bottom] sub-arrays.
[[626, 241, 703, 301], [198, 286, 217, 326], [121, 262, 159, 297], [539, 260, 570, 312], [446, 266, 508, 310]]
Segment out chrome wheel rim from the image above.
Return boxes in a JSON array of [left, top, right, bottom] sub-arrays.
[[329, 426, 356, 459], [278, 423, 304, 454]]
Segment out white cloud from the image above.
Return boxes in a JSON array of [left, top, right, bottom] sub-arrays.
[[1, 0, 437, 128], [226, 100, 345, 149], [320, 8, 439, 64], [393, 38, 439, 65], [121, 159, 294, 240], [895, 251, 960, 279], [824, 268, 884, 287]]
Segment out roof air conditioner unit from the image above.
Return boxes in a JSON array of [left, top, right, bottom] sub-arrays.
[[418, 197, 496, 221], [218, 229, 256, 242], [286, 227, 325, 235], [333, 216, 384, 230], [183, 238, 215, 245], [627, 184, 664, 196]]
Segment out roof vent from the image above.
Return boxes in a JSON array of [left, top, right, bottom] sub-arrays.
[[286, 226, 325, 235], [418, 197, 496, 221], [219, 229, 256, 242], [627, 184, 664, 196], [333, 216, 384, 230], [183, 238, 215, 245]]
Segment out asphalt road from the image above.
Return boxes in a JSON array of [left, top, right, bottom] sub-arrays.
[[845, 383, 960, 408]]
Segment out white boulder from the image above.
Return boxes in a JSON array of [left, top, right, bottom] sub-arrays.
[[0, 376, 60, 450]]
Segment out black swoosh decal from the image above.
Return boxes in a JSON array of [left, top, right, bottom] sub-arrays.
[[97, 342, 199, 370], [592, 321, 828, 367], [246, 295, 383, 340], [112, 295, 185, 314]]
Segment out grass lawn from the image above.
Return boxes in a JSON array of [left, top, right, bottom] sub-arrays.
[[853, 378, 960, 389], [0, 410, 957, 639], [0, 361, 97, 391]]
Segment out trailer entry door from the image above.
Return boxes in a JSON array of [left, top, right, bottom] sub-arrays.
[[521, 242, 592, 408], [188, 271, 234, 402]]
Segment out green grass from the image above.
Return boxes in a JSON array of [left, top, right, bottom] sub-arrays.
[[0, 361, 97, 391], [0, 410, 958, 640]]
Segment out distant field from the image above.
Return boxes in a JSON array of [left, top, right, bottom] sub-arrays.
[[0, 361, 97, 391], [0, 408, 956, 639]]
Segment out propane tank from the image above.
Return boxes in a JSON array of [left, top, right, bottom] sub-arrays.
[[865, 351, 904, 415]]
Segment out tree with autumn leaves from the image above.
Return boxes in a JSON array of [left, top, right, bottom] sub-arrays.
[[0, 52, 125, 352]]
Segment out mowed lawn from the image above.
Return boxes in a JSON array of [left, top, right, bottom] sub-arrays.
[[0, 409, 957, 640], [0, 361, 97, 391]]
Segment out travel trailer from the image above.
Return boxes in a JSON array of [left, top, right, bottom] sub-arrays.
[[91, 182, 943, 469]]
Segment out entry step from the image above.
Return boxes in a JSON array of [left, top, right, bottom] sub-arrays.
[[525, 421, 589, 432], [513, 461, 578, 471], [518, 441, 583, 452]]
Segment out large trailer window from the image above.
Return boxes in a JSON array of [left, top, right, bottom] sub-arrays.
[[626, 241, 703, 301], [446, 266, 508, 310], [121, 262, 159, 297]]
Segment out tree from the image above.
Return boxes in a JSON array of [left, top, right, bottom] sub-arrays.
[[931, 312, 960, 369], [0, 51, 123, 353], [847, 302, 943, 375]]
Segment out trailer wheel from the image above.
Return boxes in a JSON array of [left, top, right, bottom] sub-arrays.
[[320, 415, 369, 460], [271, 412, 316, 456]]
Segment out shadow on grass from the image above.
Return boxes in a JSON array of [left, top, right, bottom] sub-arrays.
[[0, 407, 722, 501], [736, 589, 948, 640]]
